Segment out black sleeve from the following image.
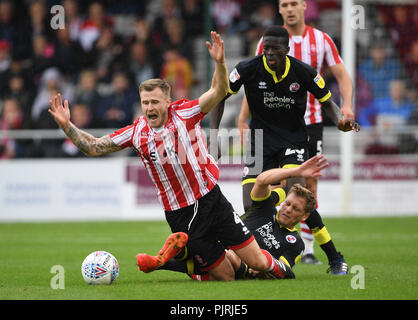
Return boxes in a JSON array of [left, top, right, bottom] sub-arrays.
[[300, 63, 332, 103]]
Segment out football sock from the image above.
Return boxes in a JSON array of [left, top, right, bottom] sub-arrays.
[[158, 258, 187, 273], [305, 209, 341, 262], [235, 262, 251, 279]]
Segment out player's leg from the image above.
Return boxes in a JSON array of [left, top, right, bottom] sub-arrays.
[[214, 191, 290, 279], [136, 232, 188, 273], [304, 209, 348, 275], [300, 124, 323, 264]]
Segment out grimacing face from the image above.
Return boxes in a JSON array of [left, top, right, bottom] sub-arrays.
[[140, 87, 171, 128], [277, 192, 309, 228]]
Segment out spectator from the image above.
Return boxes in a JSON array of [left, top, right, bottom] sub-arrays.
[[0, 39, 10, 72], [163, 17, 194, 64], [0, 0, 31, 60], [62, 0, 83, 42], [404, 39, 418, 92], [212, 0, 241, 35], [73, 69, 102, 128], [6, 74, 34, 129], [31, 67, 74, 127], [97, 71, 137, 128], [79, 2, 114, 52], [358, 79, 415, 127], [28, 0, 56, 42], [31, 34, 57, 84], [358, 40, 401, 100], [181, 0, 204, 38], [0, 97, 23, 158], [387, 5, 416, 61], [90, 26, 123, 83], [160, 46, 194, 101], [54, 26, 86, 79], [250, 2, 277, 30], [129, 41, 155, 87]]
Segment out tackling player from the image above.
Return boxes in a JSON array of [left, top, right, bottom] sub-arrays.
[[210, 25, 359, 275]]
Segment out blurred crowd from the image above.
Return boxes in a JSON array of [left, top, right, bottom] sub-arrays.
[[0, 0, 417, 158]]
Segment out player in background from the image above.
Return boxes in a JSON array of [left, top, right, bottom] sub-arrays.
[[213, 0, 355, 266], [137, 155, 328, 281], [49, 31, 290, 281], [210, 25, 359, 275]]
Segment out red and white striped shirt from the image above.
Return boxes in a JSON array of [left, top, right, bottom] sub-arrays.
[[256, 25, 342, 125], [110, 99, 219, 212]]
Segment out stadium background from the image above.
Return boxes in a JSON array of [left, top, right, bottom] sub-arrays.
[[0, 0, 417, 221]]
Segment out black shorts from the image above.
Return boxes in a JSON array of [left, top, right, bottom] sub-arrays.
[[242, 137, 309, 181], [306, 123, 323, 159], [165, 185, 254, 272]]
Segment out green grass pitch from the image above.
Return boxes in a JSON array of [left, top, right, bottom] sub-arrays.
[[1, 217, 417, 300]]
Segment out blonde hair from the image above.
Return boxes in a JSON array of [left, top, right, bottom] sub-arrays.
[[288, 183, 316, 213], [139, 78, 171, 97]]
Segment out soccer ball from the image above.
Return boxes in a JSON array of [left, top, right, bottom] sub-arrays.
[[81, 251, 119, 285]]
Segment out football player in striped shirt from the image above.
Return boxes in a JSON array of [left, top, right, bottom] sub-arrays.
[[138, 155, 328, 281], [49, 31, 289, 281], [210, 24, 359, 275]]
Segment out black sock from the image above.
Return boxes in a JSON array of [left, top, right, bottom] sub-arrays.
[[305, 209, 341, 263]]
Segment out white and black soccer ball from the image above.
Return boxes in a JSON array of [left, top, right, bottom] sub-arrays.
[[81, 251, 119, 285]]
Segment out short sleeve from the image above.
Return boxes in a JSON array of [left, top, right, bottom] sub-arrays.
[[228, 62, 246, 95], [323, 32, 343, 67], [302, 64, 332, 103], [109, 124, 135, 149], [172, 99, 205, 127]]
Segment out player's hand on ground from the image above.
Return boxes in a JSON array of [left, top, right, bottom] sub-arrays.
[[206, 31, 225, 64], [299, 155, 329, 178], [48, 93, 71, 129], [337, 117, 360, 132]]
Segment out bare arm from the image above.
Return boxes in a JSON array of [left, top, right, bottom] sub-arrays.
[[48, 93, 122, 156], [329, 63, 355, 121], [251, 155, 329, 199], [322, 98, 360, 132], [199, 31, 229, 114], [237, 95, 250, 142]]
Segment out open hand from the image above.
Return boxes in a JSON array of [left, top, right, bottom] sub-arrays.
[[299, 155, 329, 178], [206, 31, 225, 64], [48, 93, 70, 129]]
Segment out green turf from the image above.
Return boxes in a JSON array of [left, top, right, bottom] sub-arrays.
[[1, 217, 417, 300]]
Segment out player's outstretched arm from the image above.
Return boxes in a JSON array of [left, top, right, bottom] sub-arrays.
[[48, 93, 122, 156], [199, 31, 229, 114], [251, 155, 329, 199], [321, 99, 360, 132]]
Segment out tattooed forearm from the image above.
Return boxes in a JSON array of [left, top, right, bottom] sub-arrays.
[[63, 122, 121, 156]]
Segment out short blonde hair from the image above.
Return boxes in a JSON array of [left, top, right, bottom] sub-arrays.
[[288, 183, 316, 213], [139, 78, 171, 97]]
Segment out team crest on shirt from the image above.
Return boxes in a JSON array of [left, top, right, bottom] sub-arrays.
[[314, 73, 325, 89], [286, 235, 297, 244], [289, 82, 300, 92], [229, 68, 240, 83]]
